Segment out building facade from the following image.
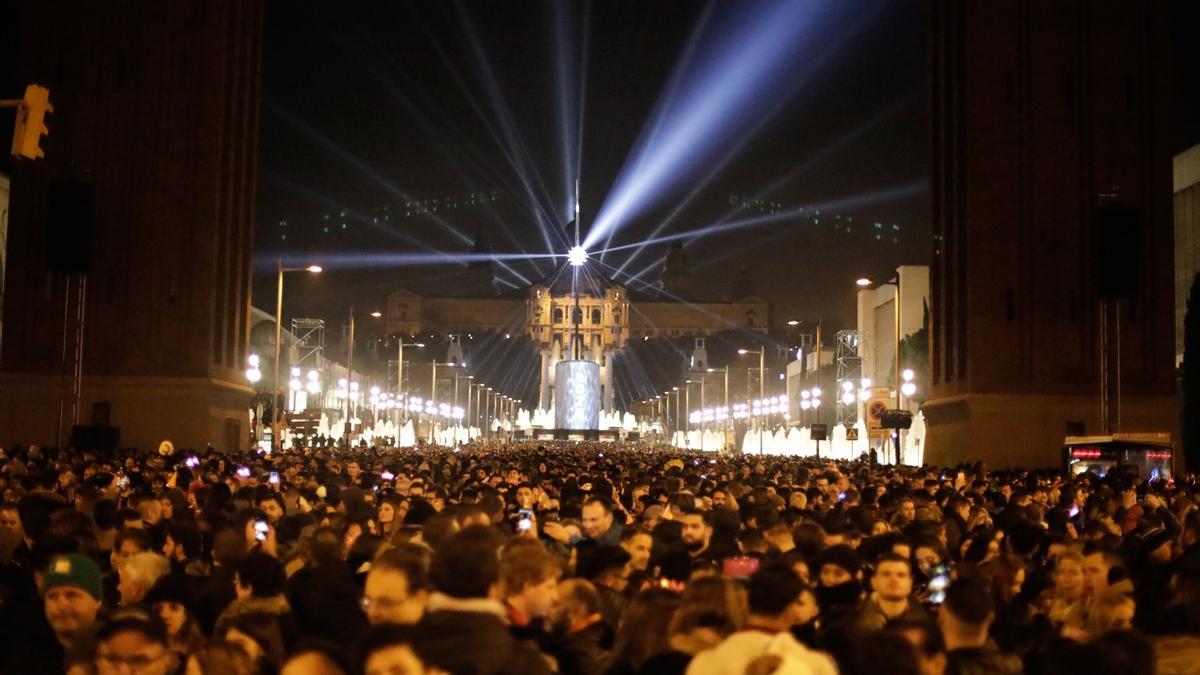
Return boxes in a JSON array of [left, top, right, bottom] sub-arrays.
[[857, 265, 929, 394], [0, 0, 262, 452], [924, 1, 1177, 468], [384, 280, 768, 411], [1176, 144, 1200, 365]]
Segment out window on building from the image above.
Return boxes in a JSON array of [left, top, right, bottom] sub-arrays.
[[591, 309, 601, 324], [553, 308, 563, 324]]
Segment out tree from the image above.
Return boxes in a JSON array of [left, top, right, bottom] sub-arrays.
[[1182, 273, 1200, 472], [888, 300, 930, 405]]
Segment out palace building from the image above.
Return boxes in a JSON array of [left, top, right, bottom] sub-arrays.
[[383, 243, 768, 410]]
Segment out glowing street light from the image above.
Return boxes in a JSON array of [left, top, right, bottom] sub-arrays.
[[245, 354, 262, 384], [901, 369, 917, 398]]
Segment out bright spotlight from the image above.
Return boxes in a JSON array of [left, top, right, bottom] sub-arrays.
[[567, 245, 588, 267], [306, 265, 323, 273], [856, 277, 872, 287]]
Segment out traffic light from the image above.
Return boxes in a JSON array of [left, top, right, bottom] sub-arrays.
[[10, 84, 52, 159]]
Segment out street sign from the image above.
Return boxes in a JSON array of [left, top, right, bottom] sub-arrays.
[[810, 424, 828, 441], [845, 427, 859, 441], [866, 397, 891, 439]]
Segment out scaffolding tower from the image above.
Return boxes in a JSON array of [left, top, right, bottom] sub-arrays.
[[835, 330, 861, 427], [290, 318, 326, 367]]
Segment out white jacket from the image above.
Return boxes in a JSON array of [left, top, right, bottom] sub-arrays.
[[685, 630, 838, 675]]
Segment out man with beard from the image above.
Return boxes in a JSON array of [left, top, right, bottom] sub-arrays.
[[618, 525, 653, 574], [544, 579, 609, 675], [679, 508, 718, 569]]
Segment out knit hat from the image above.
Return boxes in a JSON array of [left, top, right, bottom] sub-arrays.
[[42, 553, 104, 601], [1140, 528, 1173, 560]]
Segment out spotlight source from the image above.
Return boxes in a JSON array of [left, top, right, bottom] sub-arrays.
[[567, 245, 588, 267]]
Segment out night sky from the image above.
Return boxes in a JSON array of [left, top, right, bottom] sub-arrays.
[[253, 0, 1200, 334]]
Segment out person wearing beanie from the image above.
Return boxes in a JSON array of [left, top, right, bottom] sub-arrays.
[[144, 572, 204, 656], [814, 545, 864, 629], [42, 553, 105, 651]]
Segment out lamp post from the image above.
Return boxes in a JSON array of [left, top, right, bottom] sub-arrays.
[[396, 339, 425, 419], [672, 386, 680, 443], [454, 373, 473, 441], [484, 387, 493, 439], [431, 361, 462, 438], [343, 306, 381, 444], [857, 273, 901, 461], [738, 348, 765, 454], [273, 260, 321, 452]]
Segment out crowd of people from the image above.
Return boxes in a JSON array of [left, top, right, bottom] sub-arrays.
[[0, 439, 1198, 674]]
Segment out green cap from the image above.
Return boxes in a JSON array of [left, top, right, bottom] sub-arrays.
[[42, 553, 104, 601]]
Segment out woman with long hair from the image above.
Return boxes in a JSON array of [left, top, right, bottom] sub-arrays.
[[601, 587, 681, 675], [638, 576, 748, 675]]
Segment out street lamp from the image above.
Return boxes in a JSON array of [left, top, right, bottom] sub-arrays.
[[738, 348, 766, 454], [671, 386, 680, 441], [901, 369, 917, 400], [272, 259, 321, 452], [707, 366, 730, 443], [343, 307, 382, 444], [431, 361, 463, 437], [395, 339, 425, 416]]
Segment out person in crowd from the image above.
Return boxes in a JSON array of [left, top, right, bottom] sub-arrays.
[[357, 624, 437, 675], [545, 578, 609, 675], [40, 553, 106, 669], [601, 587, 680, 675], [619, 525, 653, 574], [414, 526, 550, 675], [117, 551, 171, 607], [286, 525, 368, 643], [163, 522, 209, 576], [499, 538, 562, 639], [144, 571, 205, 657], [855, 552, 930, 631], [1047, 550, 1087, 633], [577, 544, 632, 629], [641, 576, 747, 675], [582, 496, 624, 546], [94, 608, 178, 675], [185, 640, 258, 675], [362, 545, 431, 625], [4, 438, 1200, 673], [938, 580, 1021, 675], [814, 544, 864, 627], [686, 562, 836, 675], [216, 610, 289, 673]]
